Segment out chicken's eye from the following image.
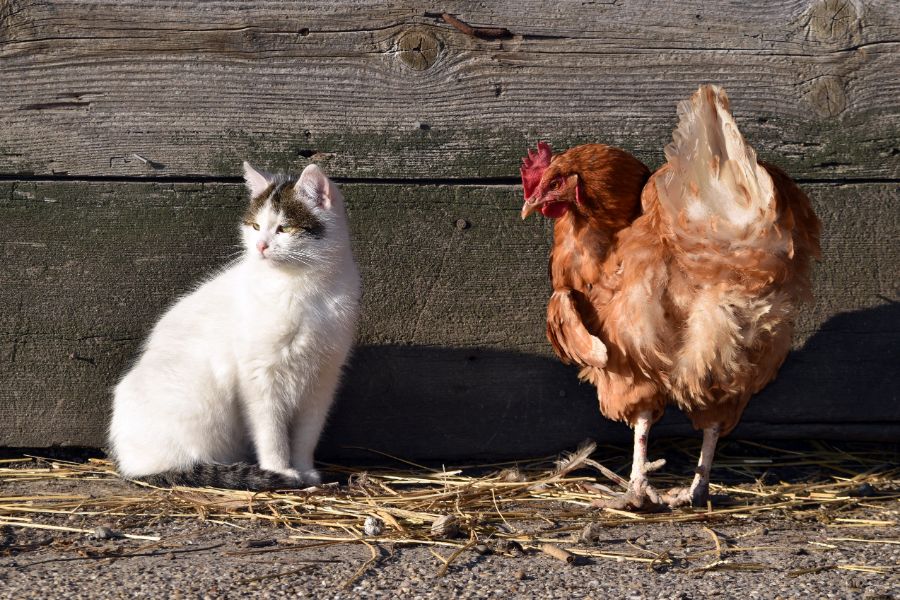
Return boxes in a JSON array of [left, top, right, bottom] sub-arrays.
[[550, 177, 564, 190]]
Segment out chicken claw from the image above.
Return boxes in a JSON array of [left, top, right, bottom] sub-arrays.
[[660, 484, 708, 508], [591, 456, 668, 512], [591, 476, 666, 512]]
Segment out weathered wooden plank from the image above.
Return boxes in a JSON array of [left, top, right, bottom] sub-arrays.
[[1, 180, 897, 455], [1, 0, 897, 179]]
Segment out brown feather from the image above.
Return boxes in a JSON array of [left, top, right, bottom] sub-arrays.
[[546, 289, 607, 368]]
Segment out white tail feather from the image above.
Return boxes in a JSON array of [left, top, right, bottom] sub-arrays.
[[659, 85, 779, 248]]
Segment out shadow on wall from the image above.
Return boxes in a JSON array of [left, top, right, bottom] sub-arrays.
[[319, 301, 900, 461], [734, 299, 899, 436]]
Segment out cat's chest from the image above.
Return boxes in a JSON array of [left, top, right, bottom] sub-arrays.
[[279, 290, 338, 341], [242, 283, 349, 349]]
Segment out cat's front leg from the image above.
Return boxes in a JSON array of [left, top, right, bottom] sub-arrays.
[[290, 404, 329, 485], [290, 410, 327, 486], [290, 363, 343, 485], [242, 383, 301, 483]]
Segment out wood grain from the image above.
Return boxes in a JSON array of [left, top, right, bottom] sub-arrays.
[[1, 0, 897, 179], [1, 180, 897, 454]]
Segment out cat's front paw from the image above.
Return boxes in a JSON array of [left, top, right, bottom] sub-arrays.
[[268, 467, 302, 483], [300, 469, 322, 486]]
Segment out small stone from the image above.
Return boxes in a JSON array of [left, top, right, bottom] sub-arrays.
[[493, 538, 524, 557], [363, 516, 383, 537], [580, 523, 604, 544], [430, 515, 460, 539], [91, 526, 117, 540], [849, 483, 876, 497], [473, 544, 491, 555], [455, 218, 469, 230], [514, 569, 526, 581]]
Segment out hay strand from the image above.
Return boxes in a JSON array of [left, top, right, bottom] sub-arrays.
[[0, 519, 160, 541]]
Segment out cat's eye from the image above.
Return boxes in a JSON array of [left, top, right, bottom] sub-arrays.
[[246, 222, 260, 231], [277, 225, 297, 234]]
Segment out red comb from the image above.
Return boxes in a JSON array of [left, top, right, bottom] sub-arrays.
[[520, 141, 552, 200]]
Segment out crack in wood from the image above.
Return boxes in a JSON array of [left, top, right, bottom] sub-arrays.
[[18, 101, 90, 111]]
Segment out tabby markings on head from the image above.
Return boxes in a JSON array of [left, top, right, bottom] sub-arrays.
[[245, 175, 325, 238]]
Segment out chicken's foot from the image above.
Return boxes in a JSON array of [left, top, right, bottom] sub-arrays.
[[662, 424, 720, 508], [592, 412, 667, 511]]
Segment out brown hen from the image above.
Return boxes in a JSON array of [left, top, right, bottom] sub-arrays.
[[520, 85, 821, 509]]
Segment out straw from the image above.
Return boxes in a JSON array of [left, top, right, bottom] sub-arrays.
[[1, 440, 897, 579]]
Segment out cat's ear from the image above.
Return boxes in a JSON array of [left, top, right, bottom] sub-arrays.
[[295, 164, 333, 210], [242, 161, 270, 198]]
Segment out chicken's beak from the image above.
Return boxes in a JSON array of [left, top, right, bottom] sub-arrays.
[[521, 199, 539, 220]]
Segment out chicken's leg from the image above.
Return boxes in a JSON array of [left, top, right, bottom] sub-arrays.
[[663, 424, 720, 508], [593, 411, 666, 511]]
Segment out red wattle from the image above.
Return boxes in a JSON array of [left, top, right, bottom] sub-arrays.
[[541, 202, 569, 219]]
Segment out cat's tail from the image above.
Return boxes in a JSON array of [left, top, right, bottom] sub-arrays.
[[132, 463, 302, 491]]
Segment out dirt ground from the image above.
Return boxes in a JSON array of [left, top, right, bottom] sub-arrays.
[[1, 443, 898, 599]]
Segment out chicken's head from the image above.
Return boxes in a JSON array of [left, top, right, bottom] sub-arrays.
[[520, 141, 581, 220], [520, 142, 650, 229]]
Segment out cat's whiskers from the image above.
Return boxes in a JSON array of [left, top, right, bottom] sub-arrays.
[[280, 249, 323, 266], [218, 249, 247, 261]]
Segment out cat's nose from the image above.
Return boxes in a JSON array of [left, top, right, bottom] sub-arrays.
[[256, 240, 269, 255]]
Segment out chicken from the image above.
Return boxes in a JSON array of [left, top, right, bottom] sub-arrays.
[[520, 85, 821, 509]]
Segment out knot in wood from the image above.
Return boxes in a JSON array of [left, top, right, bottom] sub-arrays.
[[395, 28, 441, 71], [809, 76, 847, 118], [808, 0, 860, 42]]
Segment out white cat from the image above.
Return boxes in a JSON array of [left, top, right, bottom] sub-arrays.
[[109, 162, 361, 489]]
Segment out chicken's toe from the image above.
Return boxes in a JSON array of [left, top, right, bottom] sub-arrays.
[[661, 484, 709, 508], [591, 478, 666, 512]]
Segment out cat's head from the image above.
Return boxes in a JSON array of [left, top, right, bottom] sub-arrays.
[[240, 162, 345, 268]]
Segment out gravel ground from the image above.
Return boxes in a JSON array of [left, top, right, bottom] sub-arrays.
[[2, 474, 898, 599]]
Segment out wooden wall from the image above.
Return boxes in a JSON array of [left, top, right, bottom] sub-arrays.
[[1, 1, 898, 457]]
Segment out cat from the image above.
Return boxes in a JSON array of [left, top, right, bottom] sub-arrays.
[[108, 162, 361, 489]]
